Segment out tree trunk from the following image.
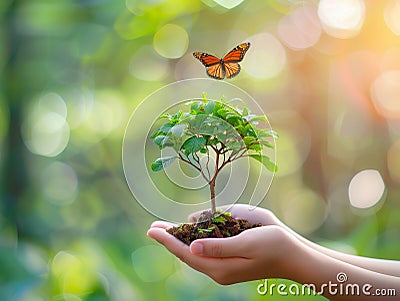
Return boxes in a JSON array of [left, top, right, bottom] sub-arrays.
[[210, 178, 216, 214], [1, 0, 28, 236]]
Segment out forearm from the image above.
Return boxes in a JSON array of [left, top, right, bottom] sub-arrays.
[[290, 242, 400, 300], [269, 213, 400, 277], [224, 205, 400, 277], [253, 210, 400, 277]]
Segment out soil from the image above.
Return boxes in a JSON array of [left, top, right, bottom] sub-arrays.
[[167, 211, 262, 246]]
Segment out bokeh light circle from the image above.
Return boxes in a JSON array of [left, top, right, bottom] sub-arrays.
[[243, 33, 287, 79], [153, 24, 189, 59], [122, 79, 277, 223], [318, 0, 366, 39], [384, 0, 400, 36], [213, 0, 245, 9], [22, 94, 70, 158], [278, 5, 322, 50], [348, 169, 385, 209], [370, 70, 400, 119]]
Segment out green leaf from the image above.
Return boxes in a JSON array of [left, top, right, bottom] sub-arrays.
[[204, 101, 215, 114], [170, 124, 186, 137], [215, 210, 231, 217], [242, 107, 249, 116], [212, 215, 227, 224], [268, 129, 279, 138], [248, 154, 278, 172], [150, 130, 163, 139], [158, 113, 171, 119], [186, 114, 208, 131], [160, 123, 173, 134], [190, 102, 202, 114], [182, 136, 206, 153], [216, 108, 228, 119], [258, 129, 279, 138], [235, 125, 246, 136], [215, 132, 227, 144], [226, 114, 243, 126], [200, 147, 208, 154], [260, 140, 274, 149], [247, 115, 267, 123], [243, 136, 256, 147], [151, 156, 178, 172], [248, 142, 262, 151], [198, 226, 215, 233], [153, 135, 166, 148]]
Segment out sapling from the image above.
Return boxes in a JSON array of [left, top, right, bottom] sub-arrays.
[[150, 95, 278, 216]]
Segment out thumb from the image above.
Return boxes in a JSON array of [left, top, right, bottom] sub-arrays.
[[190, 237, 247, 258]]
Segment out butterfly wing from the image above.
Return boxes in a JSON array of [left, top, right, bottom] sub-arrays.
[[193, 42, 250, 80], [193, 52, 221, 67], [224, 62, 241, 79], [193, 52, 225, 79], [206, 63, 225, 80], [222, 42, 250, 63], [220, 42, 250, 79]]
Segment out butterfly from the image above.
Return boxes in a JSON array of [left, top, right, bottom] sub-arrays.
[[193, 42, 250, 80]]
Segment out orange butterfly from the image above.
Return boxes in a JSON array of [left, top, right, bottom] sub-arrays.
[[193, 42, 250, 80]]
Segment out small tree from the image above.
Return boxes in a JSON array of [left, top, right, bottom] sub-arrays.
[[150, 96, 278, 215]]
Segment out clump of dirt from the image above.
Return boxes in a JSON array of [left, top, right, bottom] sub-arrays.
[[167, 211, 262, 246]]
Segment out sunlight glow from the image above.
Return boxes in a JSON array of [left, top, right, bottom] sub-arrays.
[[153, 24, 188, 59], [370, 70, 400, 119], [384, 0, 400, 35], [348, 170, 385, 209], [318, 0, 365, 38], [278, 6, 322, 50], [243, 33, 287, 79]]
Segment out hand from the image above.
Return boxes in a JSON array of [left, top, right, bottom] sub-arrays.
[[147, 205, 301, 285]]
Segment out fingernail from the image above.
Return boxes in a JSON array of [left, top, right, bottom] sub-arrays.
[[190, 242, 203, 255]]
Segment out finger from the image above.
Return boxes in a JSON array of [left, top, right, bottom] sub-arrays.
[[147, 228, 189, 258], [147, 228, 220, 271], [150, 221, 176, 229], [190, 234, 250, 258]]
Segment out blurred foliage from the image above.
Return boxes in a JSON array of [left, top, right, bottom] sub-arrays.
[[0, 0, 399, 300]]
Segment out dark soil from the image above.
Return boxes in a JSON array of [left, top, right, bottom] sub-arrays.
[[167, 211, 262, 246]]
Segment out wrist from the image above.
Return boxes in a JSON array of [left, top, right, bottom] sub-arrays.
[[277, 231, 307, 281]]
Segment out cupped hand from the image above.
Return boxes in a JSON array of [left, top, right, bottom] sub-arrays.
[[147, 205, 301, 285]]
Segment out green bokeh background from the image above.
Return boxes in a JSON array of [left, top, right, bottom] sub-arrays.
[[1, 0, 399, 300]]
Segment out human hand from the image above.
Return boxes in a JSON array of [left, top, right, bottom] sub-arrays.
[[147, 205, 302, 285]]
